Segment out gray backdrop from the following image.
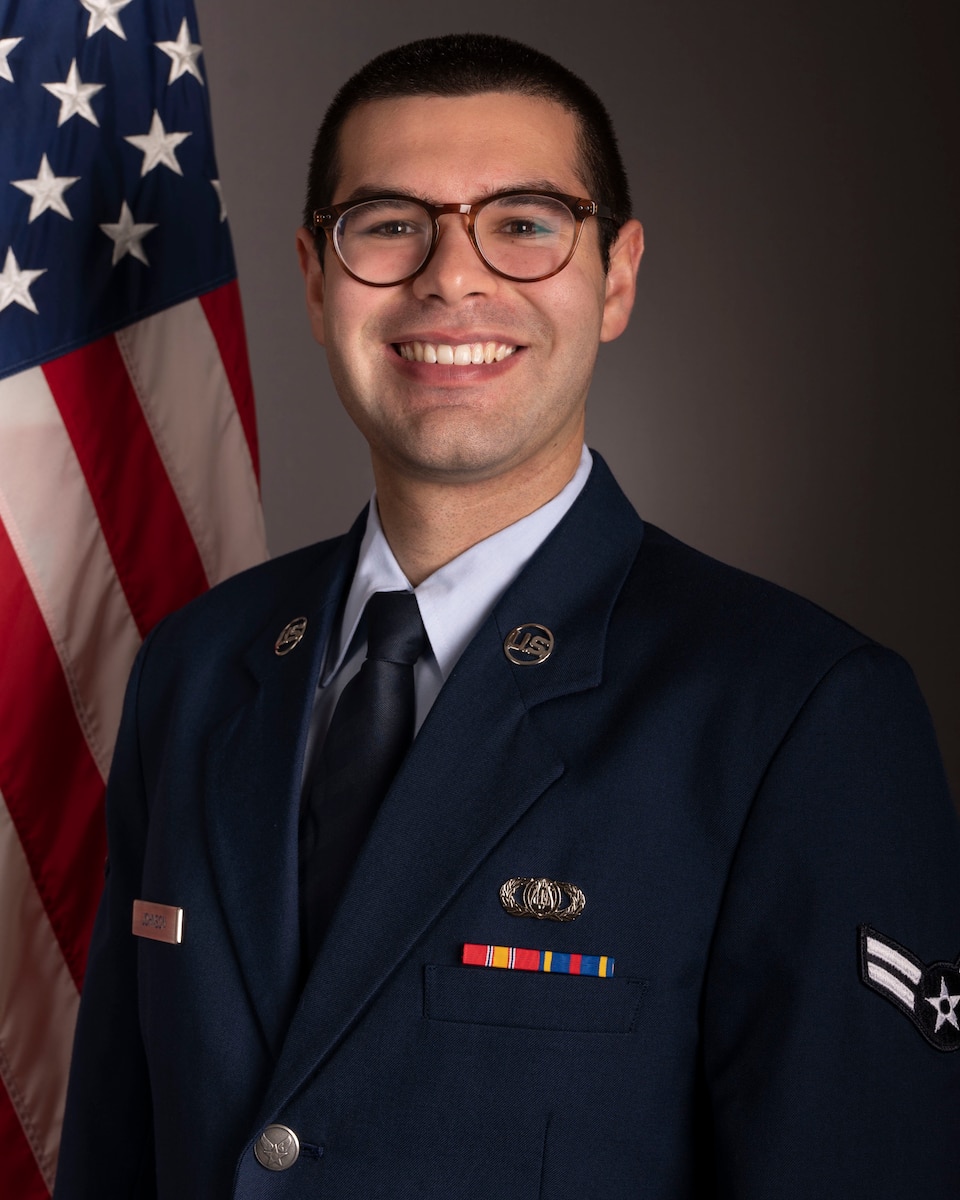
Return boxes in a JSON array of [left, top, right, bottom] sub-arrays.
[[197, 0, 958, 798]]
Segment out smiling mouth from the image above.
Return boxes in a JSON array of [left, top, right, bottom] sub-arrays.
[[395, 340, 519, 365]]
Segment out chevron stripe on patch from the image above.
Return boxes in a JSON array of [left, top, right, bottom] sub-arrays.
[[859, 925, 960, 1052]]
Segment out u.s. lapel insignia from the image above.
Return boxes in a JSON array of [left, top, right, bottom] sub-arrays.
[[503, 624, 554, 665], [500, 877, 585, 921], [859, 925, 960, 1051], [275, 617, 307, 656]]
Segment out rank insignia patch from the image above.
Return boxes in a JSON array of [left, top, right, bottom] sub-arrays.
[[859, 925, 960, 1052]]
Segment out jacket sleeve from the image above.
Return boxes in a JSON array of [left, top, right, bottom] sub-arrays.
[[702, 643, 960, 1196], [54, 635, 157, 1199]]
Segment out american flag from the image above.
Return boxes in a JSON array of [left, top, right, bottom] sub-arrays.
[[0, 2, 267, 1194]]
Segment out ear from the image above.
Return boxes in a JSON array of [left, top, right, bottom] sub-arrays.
[[599, 219, 644, 343], [296, 226, 327, 347]]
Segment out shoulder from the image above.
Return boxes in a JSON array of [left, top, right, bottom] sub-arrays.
[[549, 452, 895, 707], [609, 520, 934, 754], [157, 536, 344, 643], [131, 524, 361, 704], [632, 521, 869, 661], [577, 452, 869, 666], [633, 523, 952, 807]]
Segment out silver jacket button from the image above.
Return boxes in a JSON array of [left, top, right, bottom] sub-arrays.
[[254, 1124, 300, 1171]]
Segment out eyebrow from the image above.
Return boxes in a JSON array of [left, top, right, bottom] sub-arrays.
[[338, 179, 576, 206]]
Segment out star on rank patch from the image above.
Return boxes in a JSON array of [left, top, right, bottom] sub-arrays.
[[859, 925, 960, 1052]]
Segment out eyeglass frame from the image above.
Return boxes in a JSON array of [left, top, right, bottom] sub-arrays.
[[312, 190, 614, 287]]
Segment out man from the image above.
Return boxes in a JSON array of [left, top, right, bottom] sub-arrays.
[[56, 33, 960, 1199]]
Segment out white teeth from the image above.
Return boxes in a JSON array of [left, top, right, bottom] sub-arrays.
[[397, 340, 517, 365]]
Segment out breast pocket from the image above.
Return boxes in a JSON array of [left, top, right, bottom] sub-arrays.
[[423, 964, 646, 1034]]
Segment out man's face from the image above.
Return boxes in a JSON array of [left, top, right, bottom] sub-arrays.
[[297, 91, 642, 494]]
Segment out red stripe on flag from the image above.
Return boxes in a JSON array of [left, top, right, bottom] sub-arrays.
[[43, 341, 209, 636], [199, 281, 261, 482], [0, 1080, 49, 1200], [0, 522, 106, 987]]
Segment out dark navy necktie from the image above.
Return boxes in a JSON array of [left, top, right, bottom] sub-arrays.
[[299, 590, 428, 965]]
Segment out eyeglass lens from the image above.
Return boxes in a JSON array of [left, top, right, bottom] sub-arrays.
[[333, 195, 578, 284]]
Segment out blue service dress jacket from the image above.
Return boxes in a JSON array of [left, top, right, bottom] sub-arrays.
[[55, 454, 960, 1199]]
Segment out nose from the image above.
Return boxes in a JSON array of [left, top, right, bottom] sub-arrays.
[[410, 212, 497, 303]]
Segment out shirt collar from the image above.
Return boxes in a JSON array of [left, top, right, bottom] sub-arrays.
[[323, 445, 593, 685]]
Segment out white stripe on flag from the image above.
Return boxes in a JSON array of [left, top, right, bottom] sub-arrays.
[[866, 936, 922, 985], [867, 962, 917, 1010], [0, 368, 141, 781], [0, 789, 79, 1192], [117, 299, 268, 585]]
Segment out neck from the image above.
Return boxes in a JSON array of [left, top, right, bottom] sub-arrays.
[[372, 442, 584, 586]]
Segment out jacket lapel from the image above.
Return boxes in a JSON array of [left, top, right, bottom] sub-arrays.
[[202, 515, 365, 1054], [261, 456, 645, 1113]]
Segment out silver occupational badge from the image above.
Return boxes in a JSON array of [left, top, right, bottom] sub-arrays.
[[254, 1124, 301, 1171], [859, 925, 960, 1052], [274, 617, 308, 656], [500, 877, 586, 922], [503, 624, 554, 666]]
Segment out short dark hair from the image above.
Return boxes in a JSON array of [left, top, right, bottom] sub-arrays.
[[303, 33, 632, 268]]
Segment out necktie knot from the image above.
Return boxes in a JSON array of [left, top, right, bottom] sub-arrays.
[[364, 590, 427, 666]]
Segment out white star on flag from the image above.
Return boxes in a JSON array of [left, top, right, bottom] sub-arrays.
[[211, 179, 227, 221], [81, 0, 134, 39], [99, 201, 158, 265], [925, 977, 960, 1032], [124, 110, 191, 176], [0, 36, 23, 83], [0, 247, 47, 314], [155, 18, 204, 85], [11, 154, 81, 222], [42, 58, 105, 127]]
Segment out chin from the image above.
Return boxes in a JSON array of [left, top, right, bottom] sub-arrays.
[[387, 434, 524, 485]]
